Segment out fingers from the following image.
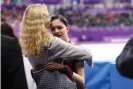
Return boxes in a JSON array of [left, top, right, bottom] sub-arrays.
[[47, 62, 54, 66], [47, 62, 56, 70], [48, 62, 59, 66], [47, 62, 65, 70], [47, 65, 55, 70]]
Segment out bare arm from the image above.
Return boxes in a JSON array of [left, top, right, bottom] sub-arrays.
[[72, 72, 84, 85], [73, 61, 86, 89]]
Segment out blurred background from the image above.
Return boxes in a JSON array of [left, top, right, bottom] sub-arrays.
[[1, 0, 133, 42], [1, 0, 133, 89]]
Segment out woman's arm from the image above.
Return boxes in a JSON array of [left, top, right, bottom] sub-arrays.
[[72, 72, 84, 86], [47, 62, 85, 88], [48, 37, 92, 63], [74, 61, 85, 89], [47, 62, 73, 78]]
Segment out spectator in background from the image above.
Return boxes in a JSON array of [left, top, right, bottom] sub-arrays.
[[1, 34, 28, 89], [1, 22, 18, 39], [116, 36, 133, 79], [12, 19, 22, 38], [1, 17, 6, 23], [1, 22, 37, 89]]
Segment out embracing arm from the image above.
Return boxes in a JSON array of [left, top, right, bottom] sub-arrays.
[[48, 37, 92, 62], [47, 62, 85, 88], [72, 72, 85, 88], [73, 61, 85, 89]]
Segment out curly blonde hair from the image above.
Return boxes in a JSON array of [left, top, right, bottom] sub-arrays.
[[20, 4, 51, 55]]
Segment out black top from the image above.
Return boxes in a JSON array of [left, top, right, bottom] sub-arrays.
[[1, 35, 28, 89]]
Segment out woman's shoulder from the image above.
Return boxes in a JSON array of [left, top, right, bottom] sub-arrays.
[[48, 36, 65, 47], [49, 36, 60, 43]]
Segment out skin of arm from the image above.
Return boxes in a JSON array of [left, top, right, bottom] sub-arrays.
[[74, 61, 85, 89], [70, 41, 86, 89]]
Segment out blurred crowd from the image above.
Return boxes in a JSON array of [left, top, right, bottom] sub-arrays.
[[56, 6, 133, 28], [1, 4, 133, 30], [1, 4, 27, 38]]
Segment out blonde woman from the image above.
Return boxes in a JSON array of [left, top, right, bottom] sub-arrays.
[[20, 4, 92, 89]]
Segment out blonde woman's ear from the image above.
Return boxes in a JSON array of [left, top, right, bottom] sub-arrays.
[[44, 18, 51, 29]]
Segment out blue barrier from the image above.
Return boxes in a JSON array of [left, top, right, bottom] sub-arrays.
[[84, 62, 133, 89]]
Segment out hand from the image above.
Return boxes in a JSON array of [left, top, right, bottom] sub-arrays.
[[47, 62, 73, 77], [47, 62, 65, 70], [69, 40, 76, 45]]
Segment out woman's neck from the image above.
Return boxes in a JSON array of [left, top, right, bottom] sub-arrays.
[[63, 36, 70, 43]]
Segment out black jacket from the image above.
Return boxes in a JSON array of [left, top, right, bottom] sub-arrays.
[[116, 36, 133, 79], [1, 35, 28, 89]]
